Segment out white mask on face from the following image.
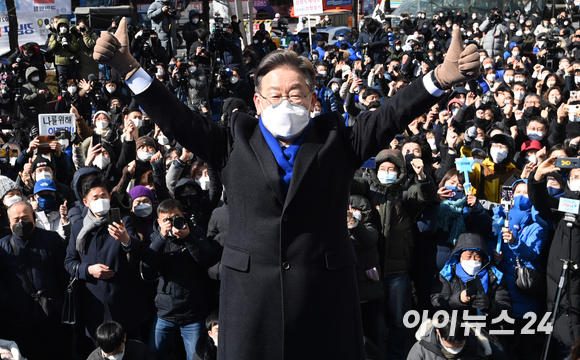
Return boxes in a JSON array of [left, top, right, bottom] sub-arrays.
[[132, 118, 143, 128], [318, 70, 327, 77], [261, 100, 311, 140], [96, 120, 109, 129], [514, 91, 525, 101], [4, 196, 22, 208], [428, 44, 435, 49], [486, 73, 496, 82], [569, 179, 580, 192], [526, 155, 538, 164], [157, 135, 169, 145], [189, 66, 197, 73], [68, 86, 77, 94], [504, 76, 514, 84], [36, 171, 52, 181], [483, 63, 494, 69], [490, 147, 508, 163], [311, 110, 321, 118], [230, 76, 238, 84], [30, 76, 40, 82], [59, 27, 68, 34], [137, 151, 155, 162], [156, 68, 164, 77], [58, 139, 70, 149], [575, 76, 580, 84], [461, 259, 482, 275], [192, 18, 199, 24], [106, 86, 116, 94], [439, 336, 464, 355], [427, 138, 437, 150], [90, 198, 110, 216], [331, 84, 340, 92], [377, 170, 397, 184], [93, 155, 111, 170]]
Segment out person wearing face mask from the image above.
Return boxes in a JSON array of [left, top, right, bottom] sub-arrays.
[[480, 11, 509, 58], [182, 10, 206, 54], [327, 78, 344, 110], [0, 200, 71, 359], [31, 179, 70, 243], [21, 67, 55, 130], [54, 78, 92, 120], [88, 320, 156, 360], [314, 73, 339, 113], [147, 0, 181, 63], [48, 17, 79, 90], [351, 148, 437, 359], [80, 110, 123, 165], [74, 20, 99, 83], [208, 23, 243, 72], [128, 185, 156, 242], [528, 158, 580, 350], [170, 58, 209, 111], [432, 232, 512, 327], [491, 179, 548, 358], [84, 140, 121, 186], [469, 134, 521, 203], [141, 198, 219, 359], [356, 17, 390, 66], [65, 176, 150, 342], [0, 177, 23, 238], [94, 19, 481, 358], [172, 173, 221, 232]]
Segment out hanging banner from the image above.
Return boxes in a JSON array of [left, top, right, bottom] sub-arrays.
[[0, 11, 57, 55], [0, 0, 71, 15], [293, 0, 323, 16]]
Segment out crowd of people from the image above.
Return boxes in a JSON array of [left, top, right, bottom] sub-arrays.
[[1, 3, 580, 360]]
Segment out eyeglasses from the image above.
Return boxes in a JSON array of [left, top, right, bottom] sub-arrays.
[[258, 91, 309, 107]]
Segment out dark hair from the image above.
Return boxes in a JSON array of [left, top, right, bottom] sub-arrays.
[[157, 198, 183, 216], [95, 321, 125, 353], [22, 43, 35, 52], [436, 313, 465, 344], [526, 116, 549, 131], [570, 335, 580, 360], [363, 88, 380, 100], [81, 175, 109, 198], [438, 169, 465, 188], [255, 50, 315, 93], [206, 309, 219, 330]]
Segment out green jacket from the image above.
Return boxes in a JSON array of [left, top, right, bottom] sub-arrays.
[[76, 30, 99, 80], [350, 149, 436, 275], [47, 18, 79, 66]]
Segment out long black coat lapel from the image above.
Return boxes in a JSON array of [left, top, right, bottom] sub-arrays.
[[248, 125, 286, 205]]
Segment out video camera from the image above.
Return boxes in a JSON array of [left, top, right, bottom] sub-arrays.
[[174, 60, 190, 85], [218, 67, 233, 86], [212, 14, 227, 42], [162, 1, 177, 15]]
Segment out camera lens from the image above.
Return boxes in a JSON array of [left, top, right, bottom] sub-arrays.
[[172, 216, 187, 230]]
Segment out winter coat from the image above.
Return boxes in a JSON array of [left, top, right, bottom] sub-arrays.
[[35, 208, 70, 242], [147, 0, 181, 56], [349, 194, 383, 302], [64, 215, 150, 337], [432, 233, 512, 321], [87, 340, 156, 360], [315, 86, 339, 113], [47, 18, 79, 66], [68, 166, 101, 225], [492, 182, 548, 318], [21, 66, 54, 121], [528, 171, 580, 346], [182, 10, 207, 52], [480, 20, 508, 58], [350, 149, 437, 276], [76, 29, 99, 81], [0, 228, 68, 327], [208, 32, 243, 67], [356, 27, 390, 66], [206, 203, 228, 280], [133, 73, 441, 360], [141, 223, 217, 324]]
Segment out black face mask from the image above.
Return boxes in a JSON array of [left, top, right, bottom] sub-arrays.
[[109, 106, 121, 114], [525, 106, 540, 116], [179, 194, 199, 208], [405, 153, 418, 168], [367, 100, 381, 109], [13, 221, 34, 238]]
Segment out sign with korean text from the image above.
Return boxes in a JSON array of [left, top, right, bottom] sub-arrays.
[[38, 113, 76, 136], [558, 197, 580, 215], [293, 0, 323, 16], [0, 0, 70, 15], [0, 11, 58, 55]]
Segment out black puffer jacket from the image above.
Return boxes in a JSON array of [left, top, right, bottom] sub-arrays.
[[431, 233, 512, 321], [140, 222, 218, 324]]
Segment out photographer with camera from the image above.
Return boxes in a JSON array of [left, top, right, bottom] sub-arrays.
[[480, 9, 508, 58], [170, 58, 209, 111], [48, 18, 79, 91], [213, 67, 252, 107], [147, 0, 181, 63], [356, 18, 389, 67], [21, 67, 54, 131], [6, 43, 46, 83], [141, 198, 219, 360], [209, 22, 243, 72], [72, 19, 99, 82], [182, 10, 207, 55]]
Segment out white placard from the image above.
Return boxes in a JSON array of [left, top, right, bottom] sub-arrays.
[[0, 11, 58, 55], [38, 113, 76, 136], [293, 0, 323, 16], [0, 0, 71, 15]]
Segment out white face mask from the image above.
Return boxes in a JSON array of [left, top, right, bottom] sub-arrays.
[[428, 44, 435, 49], [106, 86, 116, 94], [59, 139, 70, 149], [486, 73, 496, 82], [526, 155, 538, 164], [198, 176, 210, 190], [157, 135, 169, 145], [490, 147, 508, 163], [261, 100, 311, 140], [483, 63, 493, 69], [4, 195, 22, 208], [439, 336, 464, 355], [137, 151, 155, 162], [156, 68, 164, 77], [230, 76, 238, 84], [192, 18, 199, 24], [134, 203, 153, 217], [575, 76, 580, 84], [132, 118, 143, 128], [504, 76, 514, 84], [59, 27, 68, 34], [30, 76, 40, 82], [96, 120, 109, 129], [94, 155, 111, 170], [480, 56, 486, 63], [514, 91, 525, 101], [427, 138, 437, 151], [473, 158, 484, 165], [68, 86, 77, 94], [395, 46, 401, 51], [311, 110, 321, 118], [36, 171, 52, 181], [331, 84, 339, 92], [90, 198, 110, 216], [527, 130, 545, 141], [189, 66, 196, 73], [546, 81, 556, 88], [377, 170, 397, 184], [318, 70, 327, 77], [461, 259, 482, 275], [569, 179, 580, 192], [512, 52, 520, 58]]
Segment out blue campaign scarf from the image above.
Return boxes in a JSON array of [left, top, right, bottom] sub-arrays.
[[456, 262, 490, 294], [259, 117, 310, 193]]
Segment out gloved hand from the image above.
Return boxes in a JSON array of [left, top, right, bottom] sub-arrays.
[[93, 17, 140, 81], [471, 293, 490, 311], [465, 126, 478, 142], [434, 28, 480, 90]]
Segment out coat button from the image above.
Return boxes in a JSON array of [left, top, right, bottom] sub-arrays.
[[282, 262, 291, 270], [283, 214, 290, 221]]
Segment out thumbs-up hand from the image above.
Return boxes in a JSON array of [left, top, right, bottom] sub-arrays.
[[434, 28, 480, 89], [93, 17, 140, 81]]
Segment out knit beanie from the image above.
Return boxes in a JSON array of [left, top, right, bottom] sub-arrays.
[[0, 176, 21, 200], [136, 136, 157, 151], [129, 185, 155, 202]]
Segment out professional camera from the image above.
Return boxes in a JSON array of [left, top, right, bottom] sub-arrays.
[[60, 35, 69, 48], [174, 60, 190, 84], [212, 14, 226, 42], [162, 1, 176, 15], [489, 12, 502, 24], [169, 215, 187, 230], [218, 67, 233, 86]]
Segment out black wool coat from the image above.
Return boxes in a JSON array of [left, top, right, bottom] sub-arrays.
[[134, 75, 439, 360]]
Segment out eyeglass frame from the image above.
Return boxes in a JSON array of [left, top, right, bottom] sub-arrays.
[[257, 91, 311, 107]]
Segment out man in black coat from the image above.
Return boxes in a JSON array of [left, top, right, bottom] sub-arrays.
[[356, 18, 390, 67], [0, 201, 69, 359], [94, 18, 480, 360]]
